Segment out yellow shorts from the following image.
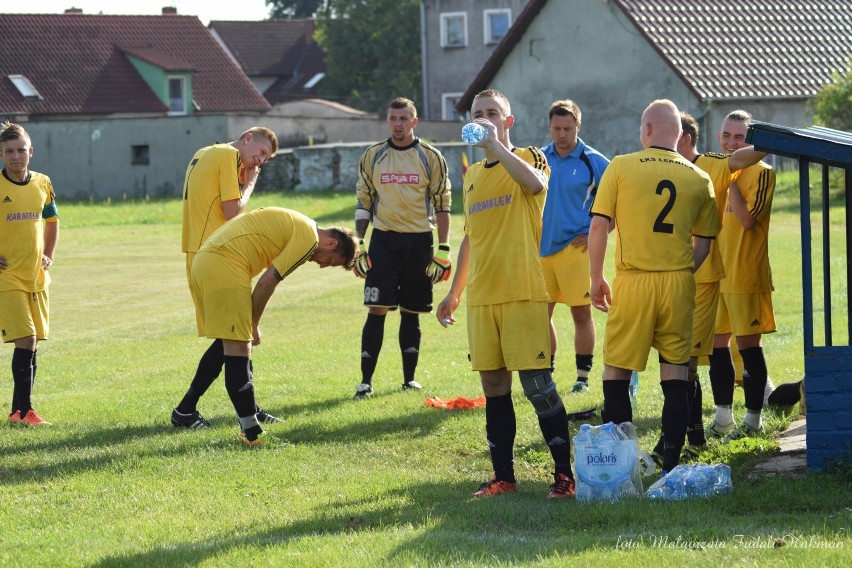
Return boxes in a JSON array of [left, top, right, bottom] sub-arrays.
[[541, 245, 591, 306], [190, 252, 253, 341], [604, 271, 695, 370], [467, 300, 550, 372], [691, 281, 720, 358], [0, 289, 49, 342], [715, 292, 776, 336]]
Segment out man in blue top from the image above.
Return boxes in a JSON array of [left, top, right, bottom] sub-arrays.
[[540, 100, 610, 393]]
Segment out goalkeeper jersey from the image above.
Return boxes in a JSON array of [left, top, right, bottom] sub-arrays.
[[355, 138, 451, 234], [462, 146, 550, 306], [0, 169, 58, 292]]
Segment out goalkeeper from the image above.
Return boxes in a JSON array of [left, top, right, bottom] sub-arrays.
[[351, 97, 452, 399]]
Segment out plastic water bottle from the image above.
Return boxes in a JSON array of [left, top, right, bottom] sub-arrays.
[[461, 122, 488, 145], [647, 463, 732, 500], [629, 371, 639, 401]]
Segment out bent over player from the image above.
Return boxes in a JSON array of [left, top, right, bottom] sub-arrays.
[[1, 121, 59, 426], [589, 100, 720, 475], [187, 207, 357, 445], [436, 89, 575, 499], [352, 97, 451, 398], [173, 127, 279, 428]]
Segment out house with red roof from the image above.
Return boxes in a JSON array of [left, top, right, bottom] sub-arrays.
[[0, 10, 270, 199], [455, 0, 852, 157]]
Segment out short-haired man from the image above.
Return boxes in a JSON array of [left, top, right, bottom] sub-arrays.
[[189, 207, 357, 445], [540, 99, 609, 394], [437, 89, 576, 499], [173, 126, 280, 428], [707, 110, 778, 440], [1, 121, 59, 426], [352, 97, 451, 398], [589, 100, 720, 474]]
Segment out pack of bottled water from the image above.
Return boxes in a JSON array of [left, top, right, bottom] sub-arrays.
[[646, 463, 732, 500], [573, 421, 643, 501]]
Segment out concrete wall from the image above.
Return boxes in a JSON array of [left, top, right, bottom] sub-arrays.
[[476, 0, 809, 160]]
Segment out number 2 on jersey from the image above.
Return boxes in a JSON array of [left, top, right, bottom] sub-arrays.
[[653, 180, 675, 234]]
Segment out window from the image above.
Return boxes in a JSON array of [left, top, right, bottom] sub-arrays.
[[8, 74, 42, 100], [168, 77, 186, 114], [131, 145, 150, 165], [484, 9, 511, 45], [440, 12, 467, 47], [441, 93, 464, 121]]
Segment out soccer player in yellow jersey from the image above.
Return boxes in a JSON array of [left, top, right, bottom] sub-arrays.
[[188, 206, 357, 445], [589, 100, 720, 475], [352, 97, 451, 398], [0, 121, 58, 426], [436, 89, 576, 499], [709, 110, 778, 440], [646, 112, 766, 462], [173, 127, 280, 429]]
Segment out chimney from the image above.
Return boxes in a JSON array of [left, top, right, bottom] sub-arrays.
[[65, 8, 83, 14], [162, 6, 178, 15]]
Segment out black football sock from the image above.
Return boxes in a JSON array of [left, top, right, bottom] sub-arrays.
[[485, 393, 516, 483], [576, 354, 593, 384], [224, 355, 261, 439], [177, 339, 224, 414], [399, 312, 421, 385], [660, 380, 690, 472], [740, 346, 768, 413], [360, 313, 386, 386], [708, 347, 735, 406], [601, 379, 632, 424], [537, 409, 573, 478], [686, 372, 706, 445], [12, 348, 34, 414], [768, 380, 803, 406]]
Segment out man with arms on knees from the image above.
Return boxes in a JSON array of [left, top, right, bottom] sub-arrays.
[[540, 99, 609, 394], [589, 100, 720, 475], [436, 89, 576, 499], [648, 111, 767, 462], [190, 207, 357, 445], [173, 127, 280, 428], [1, 121, 59, 426], [352, 97, 451, 398], [707, 110, 777, 440]]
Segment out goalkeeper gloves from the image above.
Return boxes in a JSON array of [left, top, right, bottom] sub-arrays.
[[426, 243, 452, 284], [353, 239, 371, 278]]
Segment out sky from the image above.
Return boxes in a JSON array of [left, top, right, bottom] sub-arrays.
[[3, 0, 272, 25]]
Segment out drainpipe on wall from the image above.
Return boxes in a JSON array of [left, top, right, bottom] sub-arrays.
[[420, 0, 429, 119]]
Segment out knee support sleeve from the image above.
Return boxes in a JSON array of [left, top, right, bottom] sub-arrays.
[[519, 370, 564, 418]]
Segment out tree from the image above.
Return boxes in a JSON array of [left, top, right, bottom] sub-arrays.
[[810, 58, 851, 132], [267, 0, 334, 19], [269, 0, 422, 114]]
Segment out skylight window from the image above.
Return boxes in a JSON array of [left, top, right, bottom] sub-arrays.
[[8, 74, 42, 100]]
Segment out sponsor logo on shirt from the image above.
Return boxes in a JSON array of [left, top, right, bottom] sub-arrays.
[[6, 211, 41, 221], [380, 173, 420, 185], [467, 194, 512, 215]]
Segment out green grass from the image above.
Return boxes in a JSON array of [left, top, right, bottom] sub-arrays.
[[1, 189, 850, 566]]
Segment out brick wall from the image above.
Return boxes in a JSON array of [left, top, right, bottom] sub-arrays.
[[805, 348, 852, 471]]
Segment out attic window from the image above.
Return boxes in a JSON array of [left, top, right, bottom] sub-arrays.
[[304, 73, 325, 90], [8, 75, 43, 100], [168, 77, 186, 115]]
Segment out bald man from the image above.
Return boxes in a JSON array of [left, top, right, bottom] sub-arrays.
[[589, 99, 721, 474]]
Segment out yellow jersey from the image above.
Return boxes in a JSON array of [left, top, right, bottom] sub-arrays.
[[462, 146, 550, 306], [181, 144, 242, 253], [692, 153, 741, 283]]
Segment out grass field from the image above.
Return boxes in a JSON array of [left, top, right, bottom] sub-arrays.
[[1, 174, 850, 566]]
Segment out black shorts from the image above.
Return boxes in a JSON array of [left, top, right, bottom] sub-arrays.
[[363, 229, 433, 312]]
